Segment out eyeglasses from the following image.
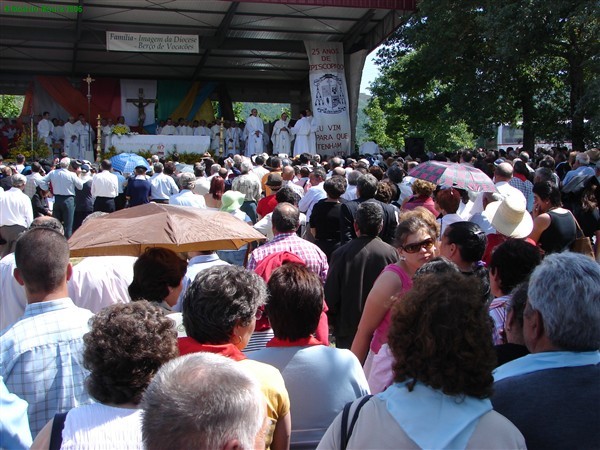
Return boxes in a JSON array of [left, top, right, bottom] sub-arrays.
[[402, 238, 435, 254]]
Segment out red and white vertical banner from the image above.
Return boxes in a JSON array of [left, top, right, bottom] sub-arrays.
[[304, 41, 351, 156]]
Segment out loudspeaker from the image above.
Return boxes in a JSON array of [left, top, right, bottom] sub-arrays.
[[405, 137, 425, 159]]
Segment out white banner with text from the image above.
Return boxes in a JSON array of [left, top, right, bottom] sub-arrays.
[[304, 40, 351, 156], [107, 31, 199, 53]]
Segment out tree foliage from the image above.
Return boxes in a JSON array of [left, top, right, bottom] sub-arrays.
[[0, 95, 24, 118], [369, 0, 599, 152]]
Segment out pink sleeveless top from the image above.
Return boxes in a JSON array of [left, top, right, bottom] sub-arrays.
[[370, 264, 412, 353]]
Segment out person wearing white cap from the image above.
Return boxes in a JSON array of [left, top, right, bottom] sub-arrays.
[[480, 194, 535, 264]]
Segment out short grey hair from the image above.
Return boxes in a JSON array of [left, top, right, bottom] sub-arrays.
[[182, 265, 267, 343], [527, 252, 600, 351], [59, 157, 70, 169], [11, 173, 26, 187], [179, 172, 196, 190], [210, 163, 221, 175], [240, 160, 253, 174], [575, 152, 590, 165], [347, 170, 362, 186], [142, 353, 265, 450], [153, 162, 164, 173]]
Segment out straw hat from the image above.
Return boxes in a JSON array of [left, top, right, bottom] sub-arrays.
[[220, 190, 245, 213], [485, 195, 533, 239]]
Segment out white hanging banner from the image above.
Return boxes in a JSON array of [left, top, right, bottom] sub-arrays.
[[107, 31, 199, 53], [304, 41, 351, 156]]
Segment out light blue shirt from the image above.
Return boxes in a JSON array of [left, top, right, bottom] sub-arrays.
[[0, 376, 32, 449], [169, 190, 206, 208], [39, 168, 83, 196], [149, 173, 179, 200], [0, 298, 94, 436], [174, 254, 229, 312], [250, 345, 370, 446], [562, 165, 595, 185]]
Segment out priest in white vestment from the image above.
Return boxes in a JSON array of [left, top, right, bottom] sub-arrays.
[[63, 116, 79, 158], [160, 118, 177, 135], [306, 109, 319, 155], [291, 111, 310, 157], [210, 121, 221, 154], [226, 121, 242, 154], [244, 109, 264, 157], [53, 119, 64, 146], [271, 113, 292, 155], [75, 115, 95, 161], [37, 112, 54, 147]]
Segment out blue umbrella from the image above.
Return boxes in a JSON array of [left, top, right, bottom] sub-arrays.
[[110, 153, 150, 174]]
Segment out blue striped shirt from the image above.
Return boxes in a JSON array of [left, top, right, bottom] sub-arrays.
[[0, 298, 93, 436]]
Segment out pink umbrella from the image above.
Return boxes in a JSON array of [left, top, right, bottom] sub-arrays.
[[408, 161, 497, 192]]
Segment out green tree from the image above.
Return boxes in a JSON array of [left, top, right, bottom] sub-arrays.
[[364, 97, 392, 148], [0, 95, 24, 118], [374, 0, 599, 151]]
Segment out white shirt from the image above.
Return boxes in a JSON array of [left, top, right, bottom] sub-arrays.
[[169, 190, 207, 208], [298, 182, 326, 221], [0, 187, 33, 228], [91, 171, 119, 198], [37, 118, 53, 138], [0, 253, 26, 330]]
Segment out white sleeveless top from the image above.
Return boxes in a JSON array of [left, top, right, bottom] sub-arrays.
[[61, 403, 143, 449]]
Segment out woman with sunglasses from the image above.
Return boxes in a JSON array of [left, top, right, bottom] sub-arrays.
[[351, 212, 438, 372]]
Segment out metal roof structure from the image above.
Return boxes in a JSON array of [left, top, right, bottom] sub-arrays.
[[0, 0, 416, 95]]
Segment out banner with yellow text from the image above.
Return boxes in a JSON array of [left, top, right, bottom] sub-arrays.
[[304, 41, 351, 156]]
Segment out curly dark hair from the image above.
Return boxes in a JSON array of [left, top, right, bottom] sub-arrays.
[[128, 247, 187, 304], [83, 301, 178, 405], [388, 273, 496, 399]]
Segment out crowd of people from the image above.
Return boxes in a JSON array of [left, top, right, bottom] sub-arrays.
[[0, 142, 599, 450]]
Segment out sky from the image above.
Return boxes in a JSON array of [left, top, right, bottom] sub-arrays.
[[360, 49, 380, 95]]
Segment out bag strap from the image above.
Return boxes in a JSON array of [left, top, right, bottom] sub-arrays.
[[340, 395, 373, 450], [568, 211, 585, 239], [49, 412, 68, 450]]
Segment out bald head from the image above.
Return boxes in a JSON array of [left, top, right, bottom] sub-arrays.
[[272, 203, 300, 233], [282, 166, 295, 181], [494, 162, 513, 181]]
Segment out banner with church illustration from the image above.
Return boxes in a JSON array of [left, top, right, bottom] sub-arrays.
[[21, 76, 216, 133], [304, 41, 351, 156]]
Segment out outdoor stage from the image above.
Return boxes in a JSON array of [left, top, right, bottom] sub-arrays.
[[109, 135, 210, 155]]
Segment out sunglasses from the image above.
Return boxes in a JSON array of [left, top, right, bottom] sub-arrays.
[[402, 238, 435, 254]]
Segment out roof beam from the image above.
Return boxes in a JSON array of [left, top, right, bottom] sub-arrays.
[[70, 0, 85, 75], [342, 9, 375, 50], [192, 2, 239, 80]]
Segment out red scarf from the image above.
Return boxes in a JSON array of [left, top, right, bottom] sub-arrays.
[[266, 336, 324, 348], [514, 172, 527, 182], [178, 337, 247, 361]]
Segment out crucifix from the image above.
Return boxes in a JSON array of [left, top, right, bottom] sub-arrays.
[[126, 88, 156, 129], [83, 74, 95, 160]]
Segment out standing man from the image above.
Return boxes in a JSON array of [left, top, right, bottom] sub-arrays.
[[298, 167, 326, 224], [492, 253, 599, 449], [306, 109, 318, 155], [149, 162, 179, 203], [39, 157, 83, 238], [226, 120, 242, 154], [0, 174, 33, 258], [325, 202, 399, 348], [75, 114, 95, 161], [244, 109, 264, 157], [125, 165, 152, 207], [63, 116, 79, 158], [91, 159, 119, 213], [160, 118, 177, 135], [291, 110, 310, 157], [0, 228, 93, 436], [169, 173, 206, 208], [36, 111, 54, 147], [272, 113, 292, 155]]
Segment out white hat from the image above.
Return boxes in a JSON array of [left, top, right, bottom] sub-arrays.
[[484, 195, 533, 239]]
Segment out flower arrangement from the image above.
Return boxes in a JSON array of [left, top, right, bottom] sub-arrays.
[[111, 124, 130, 136]]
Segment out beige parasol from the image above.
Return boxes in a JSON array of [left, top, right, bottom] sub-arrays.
[[68, 203, 265, 257]]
